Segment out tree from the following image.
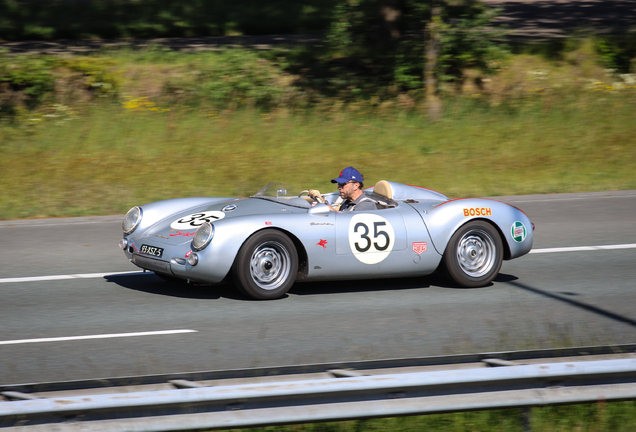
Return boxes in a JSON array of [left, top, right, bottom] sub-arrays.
[[327, 0, 508, 116], [425, 0, 442, 120]]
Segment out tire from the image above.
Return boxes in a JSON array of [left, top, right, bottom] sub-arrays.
[[232, 230, 299, 300], [442, 221, 503, 288]]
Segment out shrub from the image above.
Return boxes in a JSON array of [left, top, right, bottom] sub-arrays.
[[59, 57, 121, 98], [163, 49, 286, 109], [0, 52, 121, 116], [0, 52, 57, 112]]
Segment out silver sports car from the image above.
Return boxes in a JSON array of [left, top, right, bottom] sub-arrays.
[[120, 181, 533, 299]]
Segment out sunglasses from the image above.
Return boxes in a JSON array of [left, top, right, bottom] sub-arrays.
[[337, 181, 356, 188]]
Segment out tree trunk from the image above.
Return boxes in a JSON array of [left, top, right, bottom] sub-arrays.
[[425, 0, 442, 121]]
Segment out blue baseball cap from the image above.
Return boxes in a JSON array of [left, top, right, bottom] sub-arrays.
[[332, 166, 364, 184]]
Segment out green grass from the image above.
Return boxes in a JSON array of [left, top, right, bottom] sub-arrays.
[[1, 89, 635, 220], [1, 38, 635, 221]]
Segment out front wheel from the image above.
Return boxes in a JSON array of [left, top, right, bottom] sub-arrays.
[[442, 221, 503, 288], [232, 230, 299, 300]]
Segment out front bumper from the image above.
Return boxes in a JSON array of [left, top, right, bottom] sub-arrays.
[[131, 254, 173, 274]]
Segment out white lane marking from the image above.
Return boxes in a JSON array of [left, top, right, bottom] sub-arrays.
[[531, 244, 636, 254], [0, 271, 148, 284], [0, 330, 197, 346], [0, 219, 121, 229], [2, 243, 636, 284], [1, 244, 635, 284]]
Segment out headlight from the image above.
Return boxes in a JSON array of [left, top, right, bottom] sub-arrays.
[[119, 238, 129, 250], [123, 206, 143, 234], [192, 222, 214, 251]]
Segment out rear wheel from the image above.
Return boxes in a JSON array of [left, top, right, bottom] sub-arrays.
[[233, 230, 298, 300], [443, 221, 503, 288]]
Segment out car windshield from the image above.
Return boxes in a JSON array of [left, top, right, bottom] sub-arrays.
[[252, 182, 311, 208]]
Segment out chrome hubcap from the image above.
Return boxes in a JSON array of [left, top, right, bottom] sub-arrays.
[[250, 241, 291, 290], [456, 229, 497, 278]]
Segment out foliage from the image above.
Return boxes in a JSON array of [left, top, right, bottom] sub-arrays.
[[0, 0, 338, 41], [594, 35, 636, 73], [0, 51, 57, 111], [0, 52, 121, 116], [437, 6, 509, 83], [163, 49, 287, 109], [59, 57, 121, 98], [325, 0, 509, 95]]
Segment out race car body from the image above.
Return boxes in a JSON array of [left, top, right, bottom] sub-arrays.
[[120, 181, 533, 299]]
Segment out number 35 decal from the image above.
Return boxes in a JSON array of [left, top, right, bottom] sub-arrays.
[[170, 211, 225, 230], [348, 214, 395, 264]]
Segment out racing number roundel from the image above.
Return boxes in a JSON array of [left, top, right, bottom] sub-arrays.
[[348, 214, 395, 264], [170, 211, 225, 230]]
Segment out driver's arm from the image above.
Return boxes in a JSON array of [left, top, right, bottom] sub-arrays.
[[308, 189, 337, 211]]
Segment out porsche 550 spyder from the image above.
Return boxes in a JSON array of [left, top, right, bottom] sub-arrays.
[[120, 181, 533, 300]]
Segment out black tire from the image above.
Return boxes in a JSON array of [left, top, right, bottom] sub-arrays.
[[232, 230, 298, 300], [442, 220, 503, 288]]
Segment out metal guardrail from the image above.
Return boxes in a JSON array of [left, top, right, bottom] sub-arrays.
[[3, 343, 636, 394], [2, 357, 636, 431]]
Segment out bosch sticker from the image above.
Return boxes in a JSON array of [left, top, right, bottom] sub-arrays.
[[348, 214, 395, 264], [463, 207, 492, 217], [170, 211, 225, 230], [511, 221, 527, 243]]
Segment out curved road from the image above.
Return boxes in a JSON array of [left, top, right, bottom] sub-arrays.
[[1, 190, 635, 385]]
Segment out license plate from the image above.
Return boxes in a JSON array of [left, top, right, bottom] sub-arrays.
[[139, 244, 164, 258]]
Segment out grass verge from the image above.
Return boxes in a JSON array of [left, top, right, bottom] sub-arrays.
[[1, 90, 635, 220], [1, 39, 636, 221]]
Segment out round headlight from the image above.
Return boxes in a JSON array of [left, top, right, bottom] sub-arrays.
[[123, 206, 143, 234], [192, 222, 214, 251], [119, 238, 129, 250], [187, 252, 199, 266]]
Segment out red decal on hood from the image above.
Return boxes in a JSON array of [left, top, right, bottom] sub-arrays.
[[170, 230, 196, 237]]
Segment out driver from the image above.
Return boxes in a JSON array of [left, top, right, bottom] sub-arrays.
[[309, 166, 377, 211]]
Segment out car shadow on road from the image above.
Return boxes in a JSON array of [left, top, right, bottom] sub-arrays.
[[105, 271, 504, 300], [289, 272, 500, 296], [506, 280, 636, 328], [103, 273, 246, 301]]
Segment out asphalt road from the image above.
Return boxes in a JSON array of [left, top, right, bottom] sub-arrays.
[[2, 0, 635, 55], [483, 0, 636, 38], [1, 190, 635, 385]]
